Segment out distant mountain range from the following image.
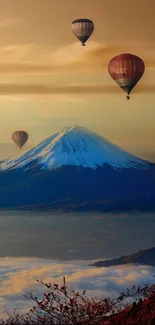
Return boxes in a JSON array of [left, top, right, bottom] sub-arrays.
[[0, 125, 154, 211], [90, 247, 155, 268]]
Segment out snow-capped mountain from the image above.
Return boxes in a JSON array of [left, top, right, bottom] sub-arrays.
[[0, 125, 154, 212], [0, 125, 151, 171]]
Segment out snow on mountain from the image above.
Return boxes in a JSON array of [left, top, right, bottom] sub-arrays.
[[0, 125, 154, 211], [0, 125, 150, 172]]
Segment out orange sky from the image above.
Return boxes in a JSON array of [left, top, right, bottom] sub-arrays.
[[0, 0, 154, 160]]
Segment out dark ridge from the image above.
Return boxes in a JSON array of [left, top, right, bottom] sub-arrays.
[[90, 246, 155, 268]]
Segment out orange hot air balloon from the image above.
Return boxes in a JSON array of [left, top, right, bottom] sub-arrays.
[[108, 53, 145, 100], [12, 131, 28, 149]]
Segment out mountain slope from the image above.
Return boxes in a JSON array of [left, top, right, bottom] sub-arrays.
[[0, 125, 151, 172], [90, 247, 155, 268], [0, 125, 154, 211]]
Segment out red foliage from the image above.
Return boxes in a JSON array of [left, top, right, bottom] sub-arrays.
[[1, 275, 155, 324]]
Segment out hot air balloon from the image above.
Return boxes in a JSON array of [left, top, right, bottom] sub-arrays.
[[71, 18, 94, 46], [12, 131, 28, 149], [108, 53, 145, 100]]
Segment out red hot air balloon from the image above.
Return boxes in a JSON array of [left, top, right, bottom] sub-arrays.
[[108, 53, 145, 100]]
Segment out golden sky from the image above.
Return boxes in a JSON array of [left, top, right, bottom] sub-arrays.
[[0, 0, 155, 159]]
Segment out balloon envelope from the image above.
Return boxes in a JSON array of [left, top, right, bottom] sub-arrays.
[[71, 18, 94, 46], [108, 53, 145, 99], [12, 131, 28, 149]]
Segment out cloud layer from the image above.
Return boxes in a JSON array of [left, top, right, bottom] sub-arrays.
[[0, 41, 154, 74], [0, 83, 153, 96], [0, 257, 154, 319]]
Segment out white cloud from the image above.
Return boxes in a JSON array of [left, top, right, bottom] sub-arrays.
[[0, 257, 154, 319]]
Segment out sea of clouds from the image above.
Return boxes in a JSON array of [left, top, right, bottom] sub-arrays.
[[0, 257, 154, 319]]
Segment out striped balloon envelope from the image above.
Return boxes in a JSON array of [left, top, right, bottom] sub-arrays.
[[108, 53, 145, 100], [71, 18, 94, 46]]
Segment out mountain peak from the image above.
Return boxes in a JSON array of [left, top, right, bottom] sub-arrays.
[[0, 125, 151, 171], [59, 125, 90, 134]]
